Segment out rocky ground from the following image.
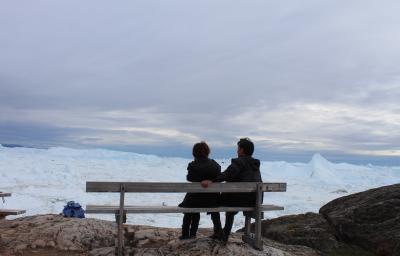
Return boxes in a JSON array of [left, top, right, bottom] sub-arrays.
[[0, 214, 318, 256], [1, 184, 399, 256]]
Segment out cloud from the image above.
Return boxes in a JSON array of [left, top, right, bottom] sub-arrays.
[[227, 102, 400, 155], [0, 0, 400, 164]]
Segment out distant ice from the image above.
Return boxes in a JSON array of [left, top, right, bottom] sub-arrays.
[[1, 145, 399, 230]]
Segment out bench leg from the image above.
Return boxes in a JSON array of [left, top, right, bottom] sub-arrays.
[[244, 215, 251, 236], [117, 184, 125, 256], [254, 183, 263, 250], [241, 184, 263, 250], [242, 215, 252, 245]]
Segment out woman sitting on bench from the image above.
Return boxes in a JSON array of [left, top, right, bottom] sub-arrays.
[[178, 141, 222, 239]]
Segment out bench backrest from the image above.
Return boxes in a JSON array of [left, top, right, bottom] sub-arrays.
[[86, 182, 286, 193]]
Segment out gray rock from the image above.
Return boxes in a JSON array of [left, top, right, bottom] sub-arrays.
[[0, 214, 116, 251], [267, 212, 338, 253], [320, 183, 400, 256], [32, 239, 46, 248], [239, 212, 339, 253], [89, 247, 115, 256], [14, 243, 28, 252]]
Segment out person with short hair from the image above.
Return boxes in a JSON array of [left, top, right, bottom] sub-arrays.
[[201, 138, 262, 243], [178, 141, 222, 239]]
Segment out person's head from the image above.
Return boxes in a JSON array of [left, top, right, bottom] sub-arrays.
[[237, 137, 254, 157], [192, 141, 210, 159]]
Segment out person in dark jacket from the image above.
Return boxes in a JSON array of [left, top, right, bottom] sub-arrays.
[[201, 138, 262, 243], [178, 141, 222, 239]]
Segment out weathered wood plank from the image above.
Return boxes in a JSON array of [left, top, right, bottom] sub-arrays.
[[86, 182, 287, 193], [260, 204, 284, 211], [0, 192, 12, 197], [0, 209, 26, 215], [262, 183, 287, 192], [117, 184, 125, 256], [254, 183, 263, 250], [86, 205, 284, 214], [244, 216, 251, 236]]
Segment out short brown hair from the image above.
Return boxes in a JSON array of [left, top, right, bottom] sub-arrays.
[[237, 137, 254, 156], [192, 141, 210, 158]]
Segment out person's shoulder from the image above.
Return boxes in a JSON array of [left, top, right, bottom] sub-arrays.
[[251, 157, 261, 166], [187, 160, 196, 170], [230, 157, 241, 165], [188, 158, 207, 168], [232, 156, 260, 166], [209, 158, 218, 163], [209, 159, 221, 167], [231, 157, 239, 162], [251, 157, 261, 168]]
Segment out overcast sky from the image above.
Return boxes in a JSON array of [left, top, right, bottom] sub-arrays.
[[1, 1, 399, 165]]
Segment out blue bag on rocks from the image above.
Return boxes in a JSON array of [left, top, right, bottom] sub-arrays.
[[62, 201, 85, 218]]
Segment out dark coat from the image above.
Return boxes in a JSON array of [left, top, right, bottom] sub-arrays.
[[213, 156, 262, 207], [179, 158, 221, 208]]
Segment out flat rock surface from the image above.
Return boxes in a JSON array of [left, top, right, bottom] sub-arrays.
[[252, 212, 339, 253], [320, 183, 400, 256], [0, 214, 115, 255], [0, 214, 319, 256]]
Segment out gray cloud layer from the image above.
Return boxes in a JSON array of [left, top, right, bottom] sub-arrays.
[[1, 0, 399, 164]]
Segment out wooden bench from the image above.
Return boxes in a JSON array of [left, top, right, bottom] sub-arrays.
[[0, 192, 26, 219], [86, 182, 286, 255]]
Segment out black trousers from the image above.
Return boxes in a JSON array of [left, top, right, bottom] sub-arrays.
[[182, 213, 200, 237], [210, 211, 238, 236], [210, 212, 222, 232], [182, 212, 237, 238], [182, 212, 224, 237]]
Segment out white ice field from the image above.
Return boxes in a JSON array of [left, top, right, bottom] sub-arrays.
[[1, 145, 399, 230]]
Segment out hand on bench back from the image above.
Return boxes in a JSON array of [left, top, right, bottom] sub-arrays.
[[201, 180, 212, 188]]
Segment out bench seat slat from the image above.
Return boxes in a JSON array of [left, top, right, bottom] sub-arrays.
[[86, 205, 284, 214], [0, 209, 26, 215], [86, 182, 286, 193], [0, 192, 12, 197]]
